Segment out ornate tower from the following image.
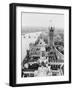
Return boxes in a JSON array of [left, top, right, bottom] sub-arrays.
[[49, 27, 54, 47]]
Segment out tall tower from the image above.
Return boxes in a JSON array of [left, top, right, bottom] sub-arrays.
[[49, 27, 54, 47]]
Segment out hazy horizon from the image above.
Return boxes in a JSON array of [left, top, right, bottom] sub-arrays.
[[21, 26, 64, 35], [22, 12, 64, 32]]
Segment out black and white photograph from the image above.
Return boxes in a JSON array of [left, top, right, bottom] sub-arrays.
[[21, 13, 64, 78], [10, 3, 71, 86]]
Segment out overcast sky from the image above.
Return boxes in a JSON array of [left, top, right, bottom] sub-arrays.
[[22, 12, 64, 29]]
